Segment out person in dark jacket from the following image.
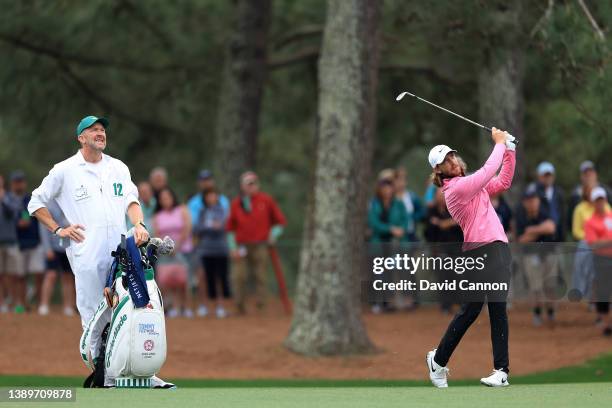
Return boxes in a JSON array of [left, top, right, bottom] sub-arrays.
[[194, 187, 231, 319], [491, 193, 513, 240], [424, 188, 463, 314], [0, 174, 21, 313], [10, 171, 45, 313], [534, 162, 564, 241]]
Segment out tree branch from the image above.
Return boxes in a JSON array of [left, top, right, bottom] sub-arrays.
[[57, 61, 185, 136], [272, 25, 322, 50], [118, 0, 175, 51], [576, 0, 606, 42], [268, 46, 320, 70], [530, 0, 555, 38], [0, 32, 201, 73], [380, 64, 470, 86]]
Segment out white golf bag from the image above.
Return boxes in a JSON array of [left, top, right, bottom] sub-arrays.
[[80, 236, 171, 388], [104, 270, 167, 381]]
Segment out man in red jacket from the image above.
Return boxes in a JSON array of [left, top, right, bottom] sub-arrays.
[[226, 171, 286, 313]]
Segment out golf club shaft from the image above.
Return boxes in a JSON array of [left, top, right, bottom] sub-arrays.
[[397, 91, 518, 144]]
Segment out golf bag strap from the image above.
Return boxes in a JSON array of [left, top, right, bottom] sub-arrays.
[[79, 298, 109, 371]]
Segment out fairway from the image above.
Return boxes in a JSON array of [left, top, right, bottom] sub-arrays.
[[1, 384, 609, 408]]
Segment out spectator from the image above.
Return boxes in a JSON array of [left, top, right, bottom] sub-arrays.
[[187, 170, 227, 316], [424, 188, 463, 244], [491, 193, 513, 240], [567, 160, 612, 233], [535, 162, 565, 241], [187, 170, 229, 227], [368, 172, 408, 243], [368, 171, 408, 313], [153, 187, 193, 318], [0, 174, 21, 313], [572, 186, 610, 299], [38, 199, 75, 316], [194, 187, 231, 318], [424, 188, 463, 314], [226, 171, 286, 314], [149, 166, 168, 203], [394, 167, 424, 242], [516, 184, 557, 326], [125, 181, 156, 230], [584, 187, 612, 336], [10, 171, 45, 313], [423, 182, 437, 209]]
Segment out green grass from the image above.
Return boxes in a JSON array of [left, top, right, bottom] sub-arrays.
[[0, 354, 611, 407], [1, 384, 611, 408], [2, 353, 612, 388]]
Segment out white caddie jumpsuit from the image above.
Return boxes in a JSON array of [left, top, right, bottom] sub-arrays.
[[28, 150, 139, 358]]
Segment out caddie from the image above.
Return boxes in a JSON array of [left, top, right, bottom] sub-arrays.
[[28, 115, 173, 388]]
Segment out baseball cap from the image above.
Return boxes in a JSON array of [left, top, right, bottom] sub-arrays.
[[198, 170, 213, 181], [9, 170, 26, 182], [537, 161, 555, 176], [580, 160, 595, 173], [76, 116, 109, 136], [523, 183, 538, 199], [428, 145, 457, 168], [591, 186, 607, 201], [377, 168, 395, 182]]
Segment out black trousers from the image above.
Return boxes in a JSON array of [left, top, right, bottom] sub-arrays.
[[594, 255, 612, 314], [434, 242, 511, 372], [202, 255, 231, 300]]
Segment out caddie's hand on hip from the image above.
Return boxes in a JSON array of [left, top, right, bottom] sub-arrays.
[[133, 224, 150, 246], [59, 224, 86, 243]]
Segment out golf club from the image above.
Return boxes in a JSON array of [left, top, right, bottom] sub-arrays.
[[396, 91, 519, 144]]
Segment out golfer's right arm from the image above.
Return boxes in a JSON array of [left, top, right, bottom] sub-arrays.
[[28, 165, 85, 243], [452, 128, 508, 201]]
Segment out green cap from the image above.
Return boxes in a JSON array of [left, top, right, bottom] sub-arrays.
[[76, 116, 109, 136]]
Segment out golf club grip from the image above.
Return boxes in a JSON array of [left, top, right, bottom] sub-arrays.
[[485, 127, 519, 145]]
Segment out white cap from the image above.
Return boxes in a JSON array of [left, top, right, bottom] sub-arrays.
[[591, 186, 607, 201], [428, 145, 456, 168], [537, 161, 555, 176]]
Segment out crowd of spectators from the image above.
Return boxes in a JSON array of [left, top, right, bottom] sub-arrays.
[[367, 161, 612, 336], [0, 168, 286, 319]]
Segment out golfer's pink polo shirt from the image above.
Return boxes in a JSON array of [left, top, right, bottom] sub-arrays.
[[442, 143, 516, 250]]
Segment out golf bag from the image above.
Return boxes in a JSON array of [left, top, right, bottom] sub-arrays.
[[80, 235, 170, 387]]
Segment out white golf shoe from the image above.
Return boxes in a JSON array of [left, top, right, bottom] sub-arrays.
[[426, 349, 449, 388], [480, 369, 509, 387], [151, 375, 176, 389]]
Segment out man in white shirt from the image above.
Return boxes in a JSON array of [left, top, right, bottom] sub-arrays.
[[28, 116, 172, 388]]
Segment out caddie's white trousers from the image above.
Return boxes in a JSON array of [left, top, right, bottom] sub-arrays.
[[66, 225, 125, 359]]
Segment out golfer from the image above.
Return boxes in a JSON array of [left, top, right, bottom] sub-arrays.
[[28, 116, 173, 388], [426, 127, 516, 388]]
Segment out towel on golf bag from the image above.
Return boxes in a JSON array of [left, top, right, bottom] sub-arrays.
[[80, 237, 167, 380]]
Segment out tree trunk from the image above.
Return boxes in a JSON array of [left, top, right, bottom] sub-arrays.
[[478, 3, 526, 203], [284, 0, 381, 356], [214, 0, 271, 197]]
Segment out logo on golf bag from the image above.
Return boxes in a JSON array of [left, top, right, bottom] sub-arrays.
[[139, 323, 159, 336], [144, 340, 154, 352]]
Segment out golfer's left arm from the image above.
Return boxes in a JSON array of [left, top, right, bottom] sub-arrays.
[[485, 146, 516, 196]]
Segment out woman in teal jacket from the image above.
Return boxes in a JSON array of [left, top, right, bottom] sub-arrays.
[[368, 177, 408, 243]]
